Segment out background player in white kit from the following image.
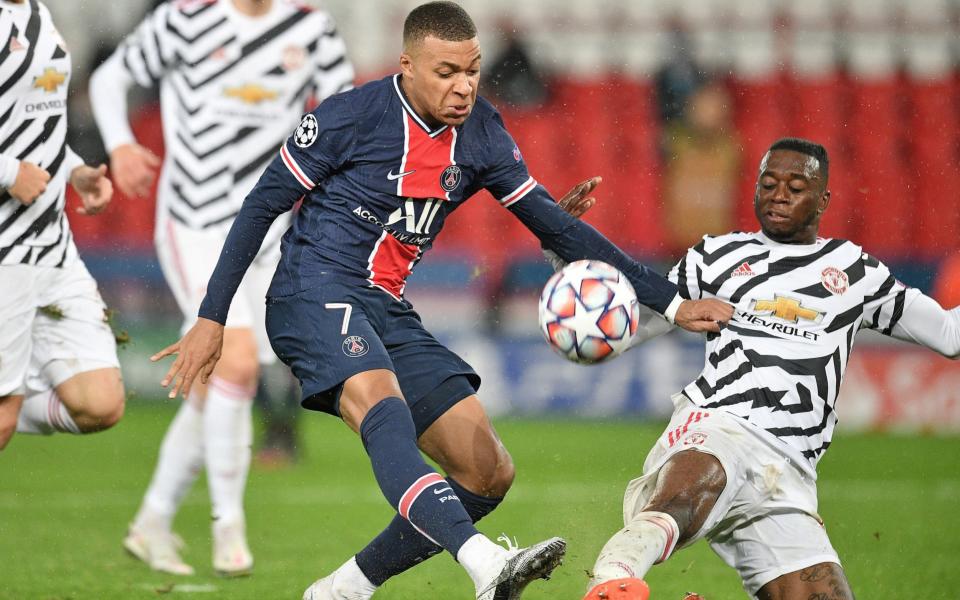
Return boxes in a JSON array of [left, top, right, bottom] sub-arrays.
[[0, 0, 123, 450], [89, 0, 354, 577], [553, 138, 960, 600]]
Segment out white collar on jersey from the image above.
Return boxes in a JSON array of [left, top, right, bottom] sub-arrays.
[[392, 74, 449, 138]]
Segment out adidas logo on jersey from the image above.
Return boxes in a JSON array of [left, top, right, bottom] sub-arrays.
[[731, 262, 755, 277]]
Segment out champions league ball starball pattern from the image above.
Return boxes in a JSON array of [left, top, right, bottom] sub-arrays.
[[538, 260, 641, 364]]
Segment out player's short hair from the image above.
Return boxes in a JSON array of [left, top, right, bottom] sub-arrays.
[[768, 137, 829, 184], [403, 1, 477, 48]]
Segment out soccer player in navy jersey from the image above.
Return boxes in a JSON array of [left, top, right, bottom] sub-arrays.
[[152, 2, 732, 598]]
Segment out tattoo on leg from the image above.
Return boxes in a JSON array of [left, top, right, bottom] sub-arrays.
[[799, 565, 831, 583]]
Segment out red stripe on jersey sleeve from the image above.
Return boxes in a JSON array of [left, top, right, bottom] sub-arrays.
[[281, 143, 315, 190]]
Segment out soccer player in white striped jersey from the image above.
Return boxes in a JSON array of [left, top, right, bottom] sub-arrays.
[[555, 138, 960, 600], [88, 0, 354, 577], [0, 0, 124, 450]]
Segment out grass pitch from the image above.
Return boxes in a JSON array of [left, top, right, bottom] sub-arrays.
[[1, 402, 958, 599]]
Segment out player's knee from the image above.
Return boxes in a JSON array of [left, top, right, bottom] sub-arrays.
[[77, 383, 125, 432], [61, 372, 125, 433], [214, 353, 260, 389], [642, 451, 726, 542], [486, 448, 515, 497]]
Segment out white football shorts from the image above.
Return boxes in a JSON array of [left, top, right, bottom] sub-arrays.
[[155, 215, 278, 364], [622, 393, 841, 596], [0, 256, 120, 397]]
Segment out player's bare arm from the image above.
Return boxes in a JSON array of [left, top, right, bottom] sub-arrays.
[[109, 143, 160, 198], [9, 161, 50, 205], [151, 317, 224, 400], [70, 164, 113, 215]]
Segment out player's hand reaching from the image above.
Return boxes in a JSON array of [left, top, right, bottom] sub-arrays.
[[9, 161, 50, 206], [110, 143, 161, 198], [152, 317, 225, 399], [70, 164, 113, 215], [674, 299, 734, 333], [557, 176, 601, 218]]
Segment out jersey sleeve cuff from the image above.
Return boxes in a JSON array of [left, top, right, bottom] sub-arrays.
[[663, 294, 684, 324], [0, 155, 20, 188]]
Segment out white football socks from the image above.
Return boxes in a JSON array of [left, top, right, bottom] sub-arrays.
[[136, 398, 205, 531], [589, 511, 680, 586], [204, 376, 253, 525], [16, 389, 80, 435], [457, 533, 509, 592]]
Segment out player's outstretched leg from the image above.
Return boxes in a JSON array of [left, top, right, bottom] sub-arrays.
[[585, 451, 725, 600], [312, 373, 565, 599]]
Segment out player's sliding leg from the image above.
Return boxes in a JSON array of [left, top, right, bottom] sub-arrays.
[[315, 394, 514, 599], [755, 562, 854, 600], [583, 451, 726, 600], [204, 327, 258, 577], [310, 369, 564, 600], [124, 392, 204, 576]]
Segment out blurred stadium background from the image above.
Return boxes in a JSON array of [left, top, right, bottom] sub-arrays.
[[3, 0, 960, 597]]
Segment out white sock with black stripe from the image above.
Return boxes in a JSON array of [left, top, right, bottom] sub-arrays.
[[589, 511, 679, 587], [16, 389, 80, 435]]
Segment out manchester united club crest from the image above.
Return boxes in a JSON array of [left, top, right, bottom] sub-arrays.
[[821, 267, 849, 295], [440, 165, 461, 192], [282, 45, 306, 71], [342, 335, 369, 357]]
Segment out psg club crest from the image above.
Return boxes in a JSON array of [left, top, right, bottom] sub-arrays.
[[440, 165, 461, 192], [294, 114, 318, 148], [512, 145, 522, 162], [342, 335, 369, 357], [821, 267, 849, 295]]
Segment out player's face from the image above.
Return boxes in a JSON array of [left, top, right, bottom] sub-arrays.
[[400, 36, 481, 128], [753, 150, 830, 244]]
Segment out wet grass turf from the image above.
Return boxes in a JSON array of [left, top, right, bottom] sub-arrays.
[[1, 401, 958, 599]]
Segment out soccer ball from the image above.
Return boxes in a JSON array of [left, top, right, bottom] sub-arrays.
[[538, 260, 641, 364]]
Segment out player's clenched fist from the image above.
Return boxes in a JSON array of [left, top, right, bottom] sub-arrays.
[[71, 164, 113, 215], [675, 298, 735, 333], [109, 143, 161, 198], [9, 161, 50, 205]]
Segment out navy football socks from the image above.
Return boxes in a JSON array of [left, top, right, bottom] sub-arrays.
[[355, 478, 504, 585], [358, 397, 477, 558]]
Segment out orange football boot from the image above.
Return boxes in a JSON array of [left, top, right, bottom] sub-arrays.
[[582, 577, 651, 600]]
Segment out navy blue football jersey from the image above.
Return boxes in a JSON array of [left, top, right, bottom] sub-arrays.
[[199, 75, 678, 322]]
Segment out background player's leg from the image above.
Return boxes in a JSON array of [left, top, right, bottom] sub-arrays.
[[125, 391, 204, 576], [585, 450, 726, 599], [254, 361, 301, 467], [47, 367, 124, 432], [204, 327, 258, 577], [0, 395, 25, 450], [756, 562, 854, 600], [350, 395, 514, 590]]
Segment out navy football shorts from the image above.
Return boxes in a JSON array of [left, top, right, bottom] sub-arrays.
[[265, 281, 480, 436]]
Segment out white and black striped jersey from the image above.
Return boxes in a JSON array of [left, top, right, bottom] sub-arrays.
[[90, 0, 353, 241], [667, 231, 922, 473], [0, 0, 83, 267]]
